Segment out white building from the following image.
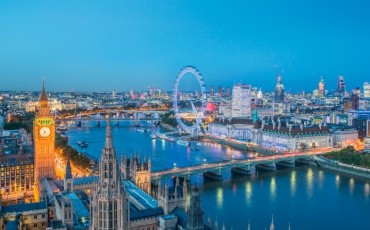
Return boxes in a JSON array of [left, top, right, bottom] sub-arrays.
[[364, 82, 370, 98], [218, 104, 232, 117], [207, 117, 258, 141], [364, 137, 370, 153], [332, 127, 358, 147], [232, 83, 251, 117], [259, 122, 332, 151]]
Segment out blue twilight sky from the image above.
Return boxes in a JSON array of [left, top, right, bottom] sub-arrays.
[[0, 0, 370, 92]]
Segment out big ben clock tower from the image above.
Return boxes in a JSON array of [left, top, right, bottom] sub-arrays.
[[34, 81, 56, 188]]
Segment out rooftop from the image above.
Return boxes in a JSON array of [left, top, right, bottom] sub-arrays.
[[1, 201, 47, 214], [73, 175, 98, 186], [130, 207, 164, 221], [65, 192, 90, 219], [125, 180, 158, 209]]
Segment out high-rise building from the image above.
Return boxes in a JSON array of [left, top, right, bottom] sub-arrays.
[[352, 115, 370, 139], [342, 97, 352, 112], [91, 116, 128, 230], [34, 81, 56, 200], [364, 82, 370, 98], [225, 87, 231, 97], [232, 83, 252, 117], [337, 76, 346, 93], [351, 93, 360, 110], [318, 77, 325, 97], [210, 85, 214, 96], [274, 75, 284, 103], [218, 86, 223, 97], [355, 87, 361, 96]]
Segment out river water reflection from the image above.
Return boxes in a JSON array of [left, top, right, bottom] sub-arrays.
[[67, 121, 370, 229]]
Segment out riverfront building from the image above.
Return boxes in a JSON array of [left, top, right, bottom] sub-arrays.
[[331, 125, 359, 147], [209, 116, 334, 152], [207, 117, 259, 141], [33, 82, 56, 201], [259, 121, 332, 151]]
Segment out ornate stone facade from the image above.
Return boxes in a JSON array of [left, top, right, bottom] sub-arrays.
[[91, 117, 128, 230]]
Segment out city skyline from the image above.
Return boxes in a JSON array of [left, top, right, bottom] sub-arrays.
[[1, 0, 370, 92]]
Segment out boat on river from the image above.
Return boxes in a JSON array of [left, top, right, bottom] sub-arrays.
[[77, 140, 88, 148], [176, 139, 190, 147]]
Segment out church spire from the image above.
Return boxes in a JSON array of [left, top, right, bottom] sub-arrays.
[[40, 80, 48, 101], [105, 114, 113, 149], [65, 158, 72, 180], [92, 111, 127, 229], [37, 80, 51, 116]]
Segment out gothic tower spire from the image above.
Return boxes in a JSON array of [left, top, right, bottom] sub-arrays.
[[92, 115, 127, 230], [64, 159, 73, 193], [38, 80, 51, 116], [40, 80, 48, 101], [65, 159, 72, 180], [104, 114, 113, 150], [33, 80, 56, 201], [186, 184, 204, 230]]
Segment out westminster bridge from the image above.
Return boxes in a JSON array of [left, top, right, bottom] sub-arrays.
[[150, 147, 335, 180]]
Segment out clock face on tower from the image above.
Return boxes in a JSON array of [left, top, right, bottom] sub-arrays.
[[39, 127, 51, 137]]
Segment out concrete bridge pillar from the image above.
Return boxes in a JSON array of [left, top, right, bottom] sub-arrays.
[[203, 171, 223, 181], [277, 158, 296, 168], [256, 161, 276, 171], [231, 164, 256, 175]]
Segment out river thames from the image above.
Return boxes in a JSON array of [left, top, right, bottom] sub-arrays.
[[67, 121, 370, 229]]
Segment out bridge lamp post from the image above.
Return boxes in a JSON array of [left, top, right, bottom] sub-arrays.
[[203, 158, 207, 164], [173, 163, 177, 169]]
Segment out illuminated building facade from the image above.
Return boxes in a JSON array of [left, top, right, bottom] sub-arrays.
[[352, 115, 370, 140], [259, 121, 332, 151], [318, 77, 325, 97], [337, 76, 346, 93], [332, 126, 358, 147], [33, 82, 56, 200], [232, 83, 252, 117], [0, 141, 35, 205]]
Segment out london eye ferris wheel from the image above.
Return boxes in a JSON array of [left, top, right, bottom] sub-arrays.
[[172, 66, 207, 134]]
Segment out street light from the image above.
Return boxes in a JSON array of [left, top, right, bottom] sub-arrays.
[[203, 158, 207, 164], [173, 163, 177, 169]]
